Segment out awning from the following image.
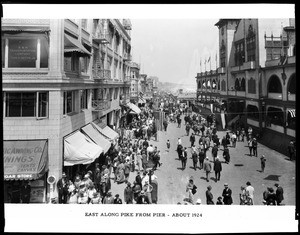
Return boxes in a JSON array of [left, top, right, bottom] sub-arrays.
[[64, 34, 92, 56], [81, 124, 111, 154], [2, 27, 50, 32], [288, 109, 296, 118], [126, 102, 141, 114], [4, 140, 48, 180], [91, 122, 119, 141], [64, 130, 103, 166]]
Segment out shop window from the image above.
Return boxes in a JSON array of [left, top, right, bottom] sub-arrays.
[[5, 92, 48, 118], [2, 33, 49, 69], [266, 107, 284, 126], [268, 75, 282, 93], [247, 104, 259, 120], [248, 77, 256, 94], [286, 110, 296, 129], [80, 90, 88, 110], [63, 91, 75, 115], [114, 88, 119, 100]]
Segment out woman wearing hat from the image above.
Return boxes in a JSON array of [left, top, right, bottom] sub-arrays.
[[77, 182, 88, 204], [103, 191, 114, 204]]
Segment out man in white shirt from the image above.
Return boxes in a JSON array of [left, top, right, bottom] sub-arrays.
[[245, 181, 255, 205]]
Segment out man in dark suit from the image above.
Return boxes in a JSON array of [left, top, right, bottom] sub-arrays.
[[222, 183, 233, 205], [213, 157, 222, 181], [20, 181, 31, 203], [274, 183, 284, 205], [57, 172, 68, 204]]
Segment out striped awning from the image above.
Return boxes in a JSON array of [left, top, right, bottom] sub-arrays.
[[288, 109, 296, 118], [64, 34, 91, 56]]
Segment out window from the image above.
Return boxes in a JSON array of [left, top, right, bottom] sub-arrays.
[[235, 78, 240, 91], [5, 92, 48, 118], [234, 40, 245, 66], [240, 78, 246, 91], [266, 107, 284, 126], [64, 54, 79, 72], [113, 59, 118, 78], [286, 110, 296, 129], [248, 77, 256, 94], [247, 105, 259, 120], [63, 91, 75, 114], [114, 88, 119, 100], [80, 90, 88, 109], [80, 57, 90, 74], [220, 40, 226, 67], [268, 75, 282, 93], [81, 19, 87, 30], [2, 33, 49, 69]]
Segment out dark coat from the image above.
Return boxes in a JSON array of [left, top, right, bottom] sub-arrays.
[[124, 186, 133, 203], [222, 188, 233, 205], [275, 186, 284, 203], [211, 146, 218, 157], [213, 160, 222, 172], [206, 190, 214, 205]]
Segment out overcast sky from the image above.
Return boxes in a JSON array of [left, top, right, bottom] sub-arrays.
[[131, 19, 219, 85]]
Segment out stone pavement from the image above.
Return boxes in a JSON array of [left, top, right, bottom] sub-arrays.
[[111, 116, 296, 205]]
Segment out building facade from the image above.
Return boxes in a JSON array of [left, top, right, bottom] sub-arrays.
[[196, 18, 295, 155], [2, 18, 132, 203]]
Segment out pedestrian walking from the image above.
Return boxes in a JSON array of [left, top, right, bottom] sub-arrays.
[[190, 133, 196, 147], [198, 149, 205, 169], [274, 183, 284, 205], [206, 185, 214, 205], [222, 183, 233, 205], [264, 187, 276, 205], [252, 138, 258, 157], [241, 128, 245, 142], [163, 119, 168, 132], [248, 137, 253, 156], [186, 177, 196, 204], [260, 155, 266, 172], [186, 122, 191, 136], [211, 143, 218, 162], [287, 141, 295, 161], [239, 186, 247, 205], [124, 182, 133, 204], [192, 148, 198, 170], [203, 157, 212, 182], [142, 180, 153, 204], [223, 146, 230, 164], [236, 129, 240, 142], [166, 139, 170, 152], [181, 147, 188, 170], [213, 157, 222, 181], [245, 181, 254, 205], [231, 132, 237, 148], [221, 136, 227, 150]]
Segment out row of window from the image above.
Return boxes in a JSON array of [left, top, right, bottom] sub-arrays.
[[3, 88, 130, 118]]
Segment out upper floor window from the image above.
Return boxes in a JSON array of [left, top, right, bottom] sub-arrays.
[[80, 90, 88, 109], [63, 91, 75, 115], [246, 25, 256, 62], [81, 19, 87, 30], [4, 91, 48, 118], [234, 40, 245, 66], [2, 32, 49, 69], [80, 57, 90, 74]]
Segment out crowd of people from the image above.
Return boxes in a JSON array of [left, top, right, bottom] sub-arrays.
[[56, 105, 162, 204], [55, 103, 287, 206]]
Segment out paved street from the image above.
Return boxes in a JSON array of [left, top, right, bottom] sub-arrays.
[[111, 116, 296, 205]]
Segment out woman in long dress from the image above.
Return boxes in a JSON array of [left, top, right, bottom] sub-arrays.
[[116, 160, 126, 184]]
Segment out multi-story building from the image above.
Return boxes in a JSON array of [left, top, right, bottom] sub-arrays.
[[195, 18, 295, 155], [129, 61, 140, 104], [2, 18, 132, 203]]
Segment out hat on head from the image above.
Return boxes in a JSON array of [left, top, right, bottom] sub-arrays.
[[84, 174, 89, 179], [127, 182, 131, 186], [62, 172, 66, 177], [274, 183, 279, 187], [107, 191, 112, 195], [87, 170, 93, 175], [246, 181, 251, 186], [224, 183, 228, 187], [207, 185, 212, 190], [196, 198, 202, 204], [115, 194, 119, 197], [140, 190, 145, 195]]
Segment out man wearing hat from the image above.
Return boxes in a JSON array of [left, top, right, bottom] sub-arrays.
[[114, 194, 123, 204], [124, 182, 133, 204], [274, 183, 284, 205], [206, 185, 214, 205], [260, 155, 266, 172], [57, 172, 68, 204], [203, 157, 212, 182], [213, 157, 222, 182], [136, 190, 148, 204], [222, 183, 233, 205], [211, 143, 218, 162], [195, 198, 202, 205]]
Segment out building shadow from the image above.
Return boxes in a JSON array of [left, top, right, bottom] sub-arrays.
[[264, 175, 281, 181]]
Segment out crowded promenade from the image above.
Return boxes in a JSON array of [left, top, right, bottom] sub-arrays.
[[55, 104, 295, 205]]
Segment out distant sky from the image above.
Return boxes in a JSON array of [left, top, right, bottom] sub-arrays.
[[131, 19, 219, 85]]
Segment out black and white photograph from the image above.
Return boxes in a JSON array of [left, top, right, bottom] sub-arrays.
[[2, 3, 297, 233]]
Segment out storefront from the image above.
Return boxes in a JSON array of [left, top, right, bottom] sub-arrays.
[[4, 140, 48, 203], [91, 120, 119, 144], [63, 130, 103, 180]]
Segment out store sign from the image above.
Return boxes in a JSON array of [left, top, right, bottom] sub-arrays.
[[8, 38, 37, 67]]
